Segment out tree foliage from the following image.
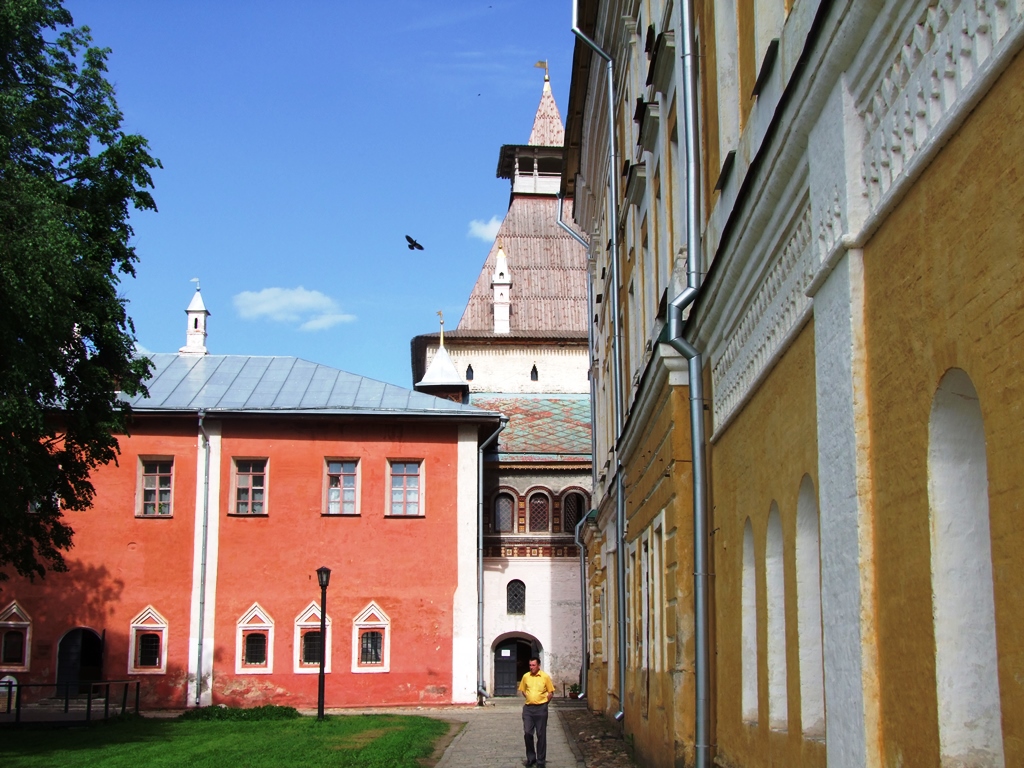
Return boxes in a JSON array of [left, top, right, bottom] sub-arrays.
[[0, 0, 158, 580]]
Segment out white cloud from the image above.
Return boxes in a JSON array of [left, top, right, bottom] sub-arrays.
[[467, 216, 503, 242], [233, 287, 355, 332]]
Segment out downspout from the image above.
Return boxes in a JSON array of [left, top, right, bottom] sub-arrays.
[[665, 1, 709, 766], [194, 409, 212, 706], [572, 2, 627, 722], [558, 195, 593, 699], [477, 416, 509, 704]]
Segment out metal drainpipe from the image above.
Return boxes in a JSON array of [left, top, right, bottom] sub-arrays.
[[195, 409, 212, 706], [477, 417, 508, 704], [558, 194, 594, 700], [665, 0, 709, 765], [571, 1, 627, 723]]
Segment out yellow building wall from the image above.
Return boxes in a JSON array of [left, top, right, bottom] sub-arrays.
[[863, 48, 1024, 768], [620, 374, 695, 768], [710, 322, 825, 768]]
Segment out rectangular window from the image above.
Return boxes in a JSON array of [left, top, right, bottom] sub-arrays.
[[388, 461, 421, 516], [138, 459, 173, 517], [359, 630, 383, 665], [234, 459, 267, 515], [243, 632, 267, 666], [137, 633, 161, 668], [326, 460, 358, 515], [2, 629, 25, 665], [301, 630, 322, 665]]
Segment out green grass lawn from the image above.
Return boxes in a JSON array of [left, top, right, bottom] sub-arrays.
[[0, 713, 452, 767]]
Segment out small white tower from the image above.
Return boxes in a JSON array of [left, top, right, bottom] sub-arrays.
[[179, 282, 210, 355], [491, 243, 511, 334]]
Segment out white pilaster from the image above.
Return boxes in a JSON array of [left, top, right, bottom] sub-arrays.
[[451, 424, 480, 703], [813, 250, 881, 767], [187, 419, 221, 706]]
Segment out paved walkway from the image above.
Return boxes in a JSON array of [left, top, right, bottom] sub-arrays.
[[435, 698, 585, 768]]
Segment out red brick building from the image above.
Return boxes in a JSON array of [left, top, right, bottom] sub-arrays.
[[1, 291, 501, 709]]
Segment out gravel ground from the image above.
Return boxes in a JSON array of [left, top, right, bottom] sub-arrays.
[[557, 703, 637, 768]]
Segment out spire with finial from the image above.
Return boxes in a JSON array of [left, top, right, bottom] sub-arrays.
[[179, 279, 210, 355], [528, 61, 564, 147], [491, 242, 512, 334], [437, 310, 445, 346]]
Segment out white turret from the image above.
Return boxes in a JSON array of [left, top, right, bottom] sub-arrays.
[[491, 243, 511, 334], [179, 284, 210, 355]]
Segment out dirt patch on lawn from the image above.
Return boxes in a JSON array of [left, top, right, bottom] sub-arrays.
[[419, 720, 465, 767], [330, 726, 399, 749]]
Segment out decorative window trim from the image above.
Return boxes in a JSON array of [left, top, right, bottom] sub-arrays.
[[526, 490, 552, 533], [324, 458, 360, 516], [294, 601, 331, 674], [128, 606, 168, 674], [387, 460, 424, 517], [352, 602, 390, 673], [492, 490, 517, 534], [136, 457, 174, 517], [0, 601, 31, 672], [231, 458, 269, 516], [235, 603, 274, 674]]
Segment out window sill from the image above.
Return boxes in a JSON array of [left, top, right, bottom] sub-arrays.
[[136, 514, 174, 519], [129, 667, 165, 675], [227, 513, 269, 518], [352, 665, 389, 674], [384, 515, 425, 519], [238, 666, 273, 675], [322, 513, 360, 517]]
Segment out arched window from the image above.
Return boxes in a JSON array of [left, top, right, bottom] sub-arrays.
[[530, 365, 538, 381], [507, 580, 526, 614], [742, 518, 757, 723], [562, 492, 584, 532], [929, 369, 1004, 764], [494, 493, 514, 533], [528, 493, 549, 532], [766, 503, 787, 730], [465, 365, 474, 381], [796, 476, 824, 739]]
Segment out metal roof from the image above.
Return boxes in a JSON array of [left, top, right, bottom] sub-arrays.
[[127, 354, 498, 418]]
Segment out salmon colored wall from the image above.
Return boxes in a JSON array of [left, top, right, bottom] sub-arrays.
[[863, 49, 1024, 767], [2, 417, 199, 705], [4, 414, 470, 709], [211, 417, 462, 708], [710, 323, 825, 768]]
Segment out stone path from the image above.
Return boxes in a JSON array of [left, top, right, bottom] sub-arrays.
[[434, 697, 585, 768]]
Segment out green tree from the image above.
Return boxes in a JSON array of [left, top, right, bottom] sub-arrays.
[[0, 0, 158, 580]]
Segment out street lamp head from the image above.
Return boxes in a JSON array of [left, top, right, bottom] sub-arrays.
[[317, 566, 331, 589]]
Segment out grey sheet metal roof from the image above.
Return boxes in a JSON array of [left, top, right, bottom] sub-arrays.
[[127, 354, 498, 418]]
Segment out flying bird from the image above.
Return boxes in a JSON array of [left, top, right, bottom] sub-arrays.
[[405, 235, 424, 251]]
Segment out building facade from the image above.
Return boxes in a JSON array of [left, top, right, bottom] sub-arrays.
[[411, 73, 592, 698], [1, 291, 501, 709], [565, 0, 1024, 766]]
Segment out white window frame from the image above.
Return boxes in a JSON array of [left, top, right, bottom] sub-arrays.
[[232, 457, 269, 516], [136, 457, 174, 517], [294, 601, 331, 674], [235, 603, 274, 674], [351, 602, 390, 673], [387, 460, 424, 517], [324, 458, 360, 516], [128, 606, 168, 674], [0, 601, 31, 672]]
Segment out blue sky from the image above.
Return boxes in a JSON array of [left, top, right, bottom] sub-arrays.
[[65, 1, 574, 387]]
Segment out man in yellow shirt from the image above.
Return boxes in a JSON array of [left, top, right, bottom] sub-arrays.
[[518, 656, 555, 767]]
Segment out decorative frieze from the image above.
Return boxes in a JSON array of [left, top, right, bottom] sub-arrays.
[[860, 0, 1021, 211], [711, 204, 814, 432]]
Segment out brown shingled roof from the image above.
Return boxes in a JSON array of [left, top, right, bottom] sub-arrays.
[[528, 79, 565, 147], [456, 196, 588, 333]]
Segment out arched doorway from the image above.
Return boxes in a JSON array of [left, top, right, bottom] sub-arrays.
[[56, 628, 103, 696], [493, 637, 536, 696]]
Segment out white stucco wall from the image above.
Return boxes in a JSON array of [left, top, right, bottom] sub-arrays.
[[482, 558, 583, 695], [424, 344, 589, 395]]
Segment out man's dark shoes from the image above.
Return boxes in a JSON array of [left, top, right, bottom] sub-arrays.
[[522, 761, 536, 767]]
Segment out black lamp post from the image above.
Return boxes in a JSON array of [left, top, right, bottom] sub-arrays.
[[316, 566, 331, 721]]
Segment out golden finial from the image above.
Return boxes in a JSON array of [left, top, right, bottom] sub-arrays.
[[534, 60, 549, 82], [437, 310, 444, 346]]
